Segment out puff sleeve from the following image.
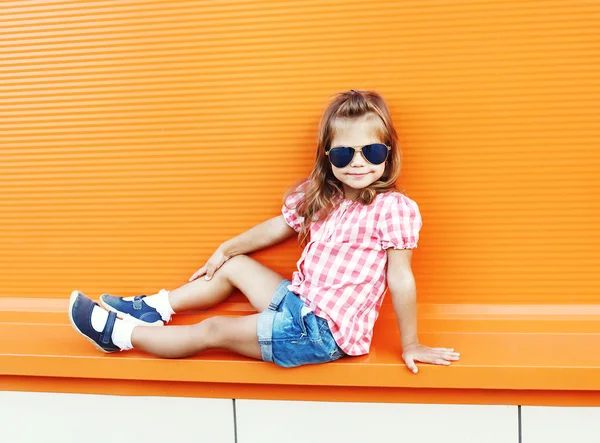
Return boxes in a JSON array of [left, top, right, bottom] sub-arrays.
[[378, 193, 423, 249], [281, 181, 308, 233]]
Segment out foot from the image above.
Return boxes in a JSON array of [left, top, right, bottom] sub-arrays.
[[68, 290, 120, 353], [99, 294, 164, 326]]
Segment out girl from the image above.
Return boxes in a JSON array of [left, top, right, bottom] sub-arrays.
[[69, 89, 460, 373]]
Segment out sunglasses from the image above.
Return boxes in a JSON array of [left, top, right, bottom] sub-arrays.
[[325, 143, 391, 169]]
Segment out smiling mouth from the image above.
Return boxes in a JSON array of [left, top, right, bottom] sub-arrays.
[[348, 172, 370, 177]]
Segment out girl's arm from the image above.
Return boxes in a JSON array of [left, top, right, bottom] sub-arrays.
[[387, 248, 460, 373], [221, 215, 297, 257], [387, 249, 419, 348]]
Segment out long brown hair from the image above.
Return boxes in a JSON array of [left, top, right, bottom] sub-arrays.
[[284, 89, 403, 248]]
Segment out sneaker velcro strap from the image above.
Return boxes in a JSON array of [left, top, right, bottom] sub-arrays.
[[101, 311, 117, 345], [133, 296, 144, 310]]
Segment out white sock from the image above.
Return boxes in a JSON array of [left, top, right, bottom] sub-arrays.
[[111, 319, 136, 351], [124, 289, 175, 323], [90, 305, 136, 351], [90, 305, 108, 332]]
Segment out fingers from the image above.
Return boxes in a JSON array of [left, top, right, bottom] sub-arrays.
[[404, 355, 418, 374], [432, 348, 460, 361], [434, 353, 460, 363], [431, 351, 460, 366], [205, 261, 225, 281], [189, 265, 206, 282], [204, 264, 215, 281], [189, 261, 224, 283], [415, 349, 460, 367]]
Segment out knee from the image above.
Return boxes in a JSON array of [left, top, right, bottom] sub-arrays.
[[219, 254, 249, 279]]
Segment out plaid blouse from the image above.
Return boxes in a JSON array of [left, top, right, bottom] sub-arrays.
[[282, 181, 423, 356]]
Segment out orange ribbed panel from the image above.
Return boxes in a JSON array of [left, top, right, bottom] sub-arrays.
[[1, 1, 599, 304]]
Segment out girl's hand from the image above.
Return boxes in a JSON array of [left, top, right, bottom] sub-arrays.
[[188, 246, 231, 282], [402, 343, 460, 374]]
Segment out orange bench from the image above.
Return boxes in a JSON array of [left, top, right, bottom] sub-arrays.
[[3, 292, 600, 406]]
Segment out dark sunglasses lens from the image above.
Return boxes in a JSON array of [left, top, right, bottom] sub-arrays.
[[329, 147, 354, 168], [363, 143, 388, 164]]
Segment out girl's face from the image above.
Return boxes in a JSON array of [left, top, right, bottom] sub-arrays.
[[329, 117, 387, 200]]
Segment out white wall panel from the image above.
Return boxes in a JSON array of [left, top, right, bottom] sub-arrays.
[[522, 406, 600, 443], [0, 391, 234, 443], [237, 399, 517, 443]]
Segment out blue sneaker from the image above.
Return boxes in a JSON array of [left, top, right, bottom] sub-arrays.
[[99, 293, 164, 326], [68, 290, 119, 353]]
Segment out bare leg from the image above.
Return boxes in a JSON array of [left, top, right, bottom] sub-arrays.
[[168, 255, 286, 313], [131, 314, 262, 359], [129, 255, 285, 359]]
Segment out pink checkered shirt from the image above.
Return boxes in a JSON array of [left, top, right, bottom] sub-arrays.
[[282, 182, 423, 356]]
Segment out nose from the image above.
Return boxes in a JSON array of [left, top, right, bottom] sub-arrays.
[[350, 149, 368, 167]]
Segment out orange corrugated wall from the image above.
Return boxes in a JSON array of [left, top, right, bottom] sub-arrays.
[[1, 1, 599, 305]]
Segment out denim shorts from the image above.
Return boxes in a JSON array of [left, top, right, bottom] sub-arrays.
[[257, 279, 346, 368]]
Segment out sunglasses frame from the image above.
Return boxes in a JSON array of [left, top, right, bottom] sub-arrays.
[[325, 143, 391, 168]]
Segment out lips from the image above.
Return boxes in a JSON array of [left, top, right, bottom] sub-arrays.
[[348, 172, 370, 177]]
